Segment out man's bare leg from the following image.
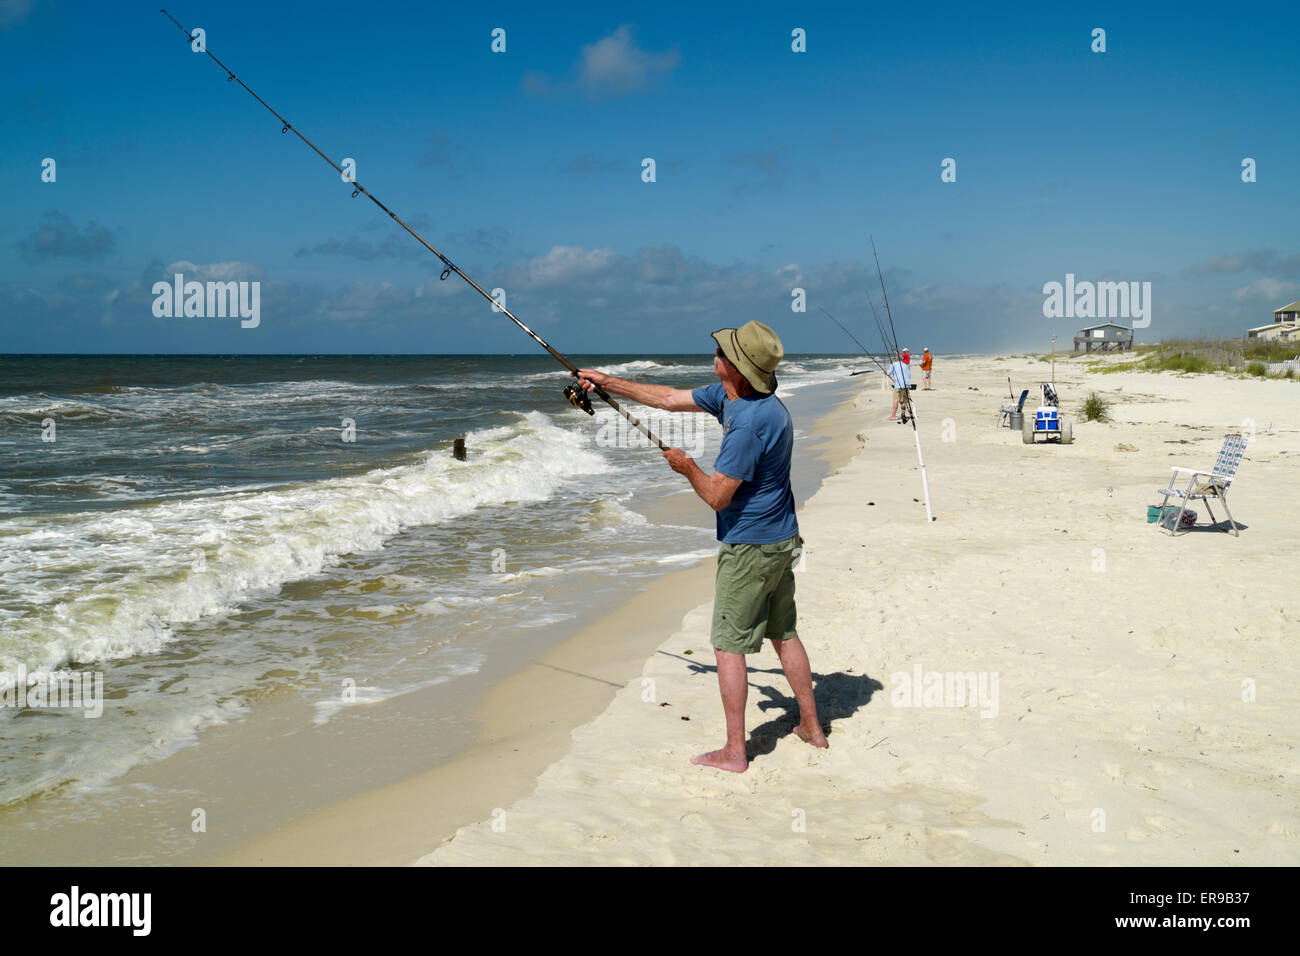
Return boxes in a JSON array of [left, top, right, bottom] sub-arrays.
[[692, 648, 749, 772], [772, 636, 828, 747]]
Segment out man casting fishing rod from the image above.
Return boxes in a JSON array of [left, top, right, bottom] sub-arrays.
[[575, 321, 827, 773], [160, 11, 840, 774]]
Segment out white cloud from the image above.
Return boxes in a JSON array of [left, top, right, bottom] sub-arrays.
[[577, 25, 679, 97], [163, 260, 264, 282], [774, 263, 803, 285], [513, 245, 620, 285], [525, 25, 678, 99], [1231, 277, 1299, 303]]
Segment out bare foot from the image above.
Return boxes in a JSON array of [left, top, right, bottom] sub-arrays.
[[691, 748, 748, 773], [793, 724, 828, 748]]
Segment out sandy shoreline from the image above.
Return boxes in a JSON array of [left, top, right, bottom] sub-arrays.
[[421, 354, 1299, 866], [209, 379, 863, 865]]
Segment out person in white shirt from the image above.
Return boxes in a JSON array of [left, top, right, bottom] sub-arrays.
[[887, 355, 912, 422]]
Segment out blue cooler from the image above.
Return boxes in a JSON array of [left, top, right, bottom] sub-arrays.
[[1035, 409, 1059, 432]]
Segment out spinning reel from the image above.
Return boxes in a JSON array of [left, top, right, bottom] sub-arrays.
[[564, 381, 595, 416]]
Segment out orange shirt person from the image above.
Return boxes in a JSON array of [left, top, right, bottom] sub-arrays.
[[920, 348, 933, 389]]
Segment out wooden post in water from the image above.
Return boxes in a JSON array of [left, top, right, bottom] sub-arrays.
[[453, 438, 466, 461]]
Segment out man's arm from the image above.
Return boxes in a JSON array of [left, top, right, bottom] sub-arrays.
[[664, 449, 742, 511], [574, 368, 701, 412]]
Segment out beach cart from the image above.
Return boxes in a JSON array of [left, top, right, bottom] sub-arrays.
[[1022, 383, 1073, 444]]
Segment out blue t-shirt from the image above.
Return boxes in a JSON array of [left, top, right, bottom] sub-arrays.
[[691, 383, 798, 544]]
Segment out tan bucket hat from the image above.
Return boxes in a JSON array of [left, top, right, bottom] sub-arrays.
[[712, 321, 783, 394]]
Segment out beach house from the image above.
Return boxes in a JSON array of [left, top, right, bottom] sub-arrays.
[[1072, 322, 1134, 352], [1246, 300, 1300, 340]]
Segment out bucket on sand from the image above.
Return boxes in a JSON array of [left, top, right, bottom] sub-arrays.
[[1009, 411, 1024, 430]]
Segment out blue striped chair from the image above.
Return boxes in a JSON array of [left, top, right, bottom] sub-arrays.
[[1155, 433, 1246, 536]]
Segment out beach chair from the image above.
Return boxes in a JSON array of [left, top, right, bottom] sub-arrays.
[[999, 389, 1029, 427], [1155, 433, 1246, 536]]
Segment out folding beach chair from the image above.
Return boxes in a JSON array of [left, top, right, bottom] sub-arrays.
[[999, 389, 1029, 427], [1155, 433, 1246, 536]]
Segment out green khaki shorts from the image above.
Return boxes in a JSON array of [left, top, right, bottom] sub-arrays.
[[710, 534, 802, 655]]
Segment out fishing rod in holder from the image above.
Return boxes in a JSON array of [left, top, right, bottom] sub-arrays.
[[159, 9, 666, 451], [869, 236, 935, 523]]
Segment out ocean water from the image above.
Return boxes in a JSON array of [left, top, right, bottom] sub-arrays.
[[0, 353, 858, 814]]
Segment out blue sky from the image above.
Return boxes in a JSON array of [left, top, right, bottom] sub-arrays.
[[2, 0, 1298, 354]]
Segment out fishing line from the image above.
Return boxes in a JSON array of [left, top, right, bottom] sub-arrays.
[[871, 236, 906, 366], [818, 307, 892, 377], [864, 290, 897, 368], [159, 9, 667, 450]]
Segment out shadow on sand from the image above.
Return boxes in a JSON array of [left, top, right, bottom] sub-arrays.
[[1162, 517, 1248, 535], [656, 650, 884, 762]]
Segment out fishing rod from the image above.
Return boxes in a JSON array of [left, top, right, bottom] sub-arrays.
[[818, 307, 892, 377], [862, 287, 912, 396], [864, 291, 894, 367], [869, 237, 935, 523], [158, 9, 667, 451], [865, 287, 914, 412], [871, 236, 906, 369]]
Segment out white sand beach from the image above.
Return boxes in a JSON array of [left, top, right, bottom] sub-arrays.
[[419, 354, 1300, 866]]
